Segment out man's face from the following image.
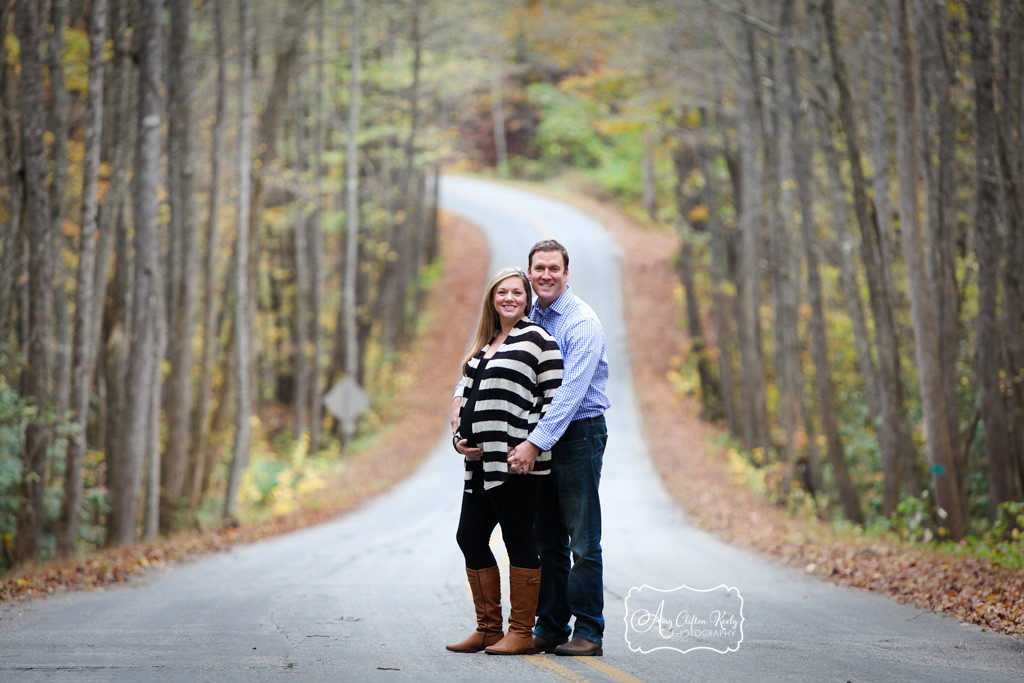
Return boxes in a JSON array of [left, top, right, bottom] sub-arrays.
[[529, 250, 568, 307]]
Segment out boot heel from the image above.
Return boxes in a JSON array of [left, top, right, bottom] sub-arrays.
[[484, 566, 541, 655], [446, 566, 504, 653]]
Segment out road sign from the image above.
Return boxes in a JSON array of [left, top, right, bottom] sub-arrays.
[[323, 375, 370, 423]]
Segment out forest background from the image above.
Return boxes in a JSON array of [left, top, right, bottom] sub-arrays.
[[1, 0, 1023, 634]]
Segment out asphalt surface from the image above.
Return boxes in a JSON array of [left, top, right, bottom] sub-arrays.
[[1, 176, 1021, 681]]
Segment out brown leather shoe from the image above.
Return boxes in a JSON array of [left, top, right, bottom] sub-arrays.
[[532, 634, 566, 654], [553, 637, 603, 656]]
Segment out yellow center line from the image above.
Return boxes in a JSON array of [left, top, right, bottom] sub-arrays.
[[522, 653, 644, 682], [491, 525, 641, 682], [580, 656, 643, 683], [523, 654, 591, 681]]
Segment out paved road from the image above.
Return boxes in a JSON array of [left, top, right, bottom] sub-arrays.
[[1, 176, 1021, 681]]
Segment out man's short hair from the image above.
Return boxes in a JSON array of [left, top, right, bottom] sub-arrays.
[[528, 239, 569, 270]]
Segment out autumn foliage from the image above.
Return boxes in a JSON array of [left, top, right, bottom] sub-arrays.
[[4, 186, 1024, 639], [0, 213, 487, 604]]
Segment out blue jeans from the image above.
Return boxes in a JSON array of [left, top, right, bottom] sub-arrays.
[[533, 415, 607, 645]]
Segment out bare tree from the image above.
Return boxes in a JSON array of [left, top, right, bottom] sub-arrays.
[[782, 0, 858, 521], [96, 0, 135, 536], [913, 2, 964, 499], [342, 0, 364, 447], [399, 0, 426, 349], [888, 0, 966, 539], [996, 0, 1024, 488], [701, 104, 739, 434], [189, 0, 229, 517], [824, 0, 916, 515], [57, 0, 108, 558], [672, 136, 721, 418], [968, 0, 1023, 513], [47, 0, 73, 422], [307, 0, 328, 457], [734, 4, 771, 453], [13, 0, 55, 564], [0, 2, 23, 350], [226, 0, 255, 522], [292, 104, 311, 442], [764, 7, 807, 480], [162, 0, 201, 532], [111, 0, 165, 547]]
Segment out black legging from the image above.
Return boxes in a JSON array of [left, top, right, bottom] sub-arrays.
[[456, 467, 541, 570]]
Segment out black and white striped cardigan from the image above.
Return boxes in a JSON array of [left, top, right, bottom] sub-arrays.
[[458, 318, 563, 491]]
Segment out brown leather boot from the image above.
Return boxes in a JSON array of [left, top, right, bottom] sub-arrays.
[[485, 566, 541, 655], [446, 566, 504, 652]]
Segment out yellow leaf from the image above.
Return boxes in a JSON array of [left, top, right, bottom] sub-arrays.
[[688, 204, 709, 224]]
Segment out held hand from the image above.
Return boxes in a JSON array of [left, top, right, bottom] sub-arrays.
[[455, 438, 484, 461], [507, 440, 540, 474]]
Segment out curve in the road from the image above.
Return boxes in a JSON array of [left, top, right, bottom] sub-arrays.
[[0, 176, 1021, 683]]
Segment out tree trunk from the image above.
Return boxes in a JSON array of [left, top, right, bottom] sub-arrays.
[[888, 0, 966, 540], [700, 105, 739, 435], [643, 129, 657, 221], [865, 1, 900, 288], [293, 179, 311, 442], [161, 0, 200, 533], [103, 204, 132, 543], [807, 24, 881, 431], [818, 107, 880, 417], [247, 0, 311, 318], [913, 3, 964, 502], [111, 0, 165, 547], [189, 0, 229, 517], [423, 164, 440, 264], [144, 303, 166, 541], [671, 138, 720, 419], [103, 317, 128, 540], [13, 0, 55, 565], [782, 0, 858, 521], [57, 0, 108, 559], [764, 14, 806, 477], [95, 0, 134, 520], [226, 0, 255, 522], [863, 4, 919, 498], [307, 0, 327, 458], [996, 0, 1024, 492], [47, 0, 73, 423], [735, 8, 771, 454], [342, 0, 364, 447], [825, 0, 917, 515], [968, 0, 1023, 512], [401, 0, 425, 349], [0, 1, 23, 351]]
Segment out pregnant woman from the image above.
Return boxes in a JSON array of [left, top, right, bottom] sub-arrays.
[[446, 266, 563, 655]]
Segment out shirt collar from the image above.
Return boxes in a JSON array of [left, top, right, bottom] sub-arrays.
[[533, 284, 572, 318]]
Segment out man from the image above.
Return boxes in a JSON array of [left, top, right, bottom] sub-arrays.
[[453, 239, 609, 656]]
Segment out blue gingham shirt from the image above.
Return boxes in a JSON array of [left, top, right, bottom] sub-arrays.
[[525, 286, 610, 451]]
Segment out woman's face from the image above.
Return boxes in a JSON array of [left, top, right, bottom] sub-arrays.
[[493, 275, 529, 327]]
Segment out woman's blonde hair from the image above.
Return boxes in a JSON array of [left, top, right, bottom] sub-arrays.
[[461, 266, 532, 373]]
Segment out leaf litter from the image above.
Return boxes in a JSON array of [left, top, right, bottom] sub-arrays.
[[3, 188, 1022, 642]]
